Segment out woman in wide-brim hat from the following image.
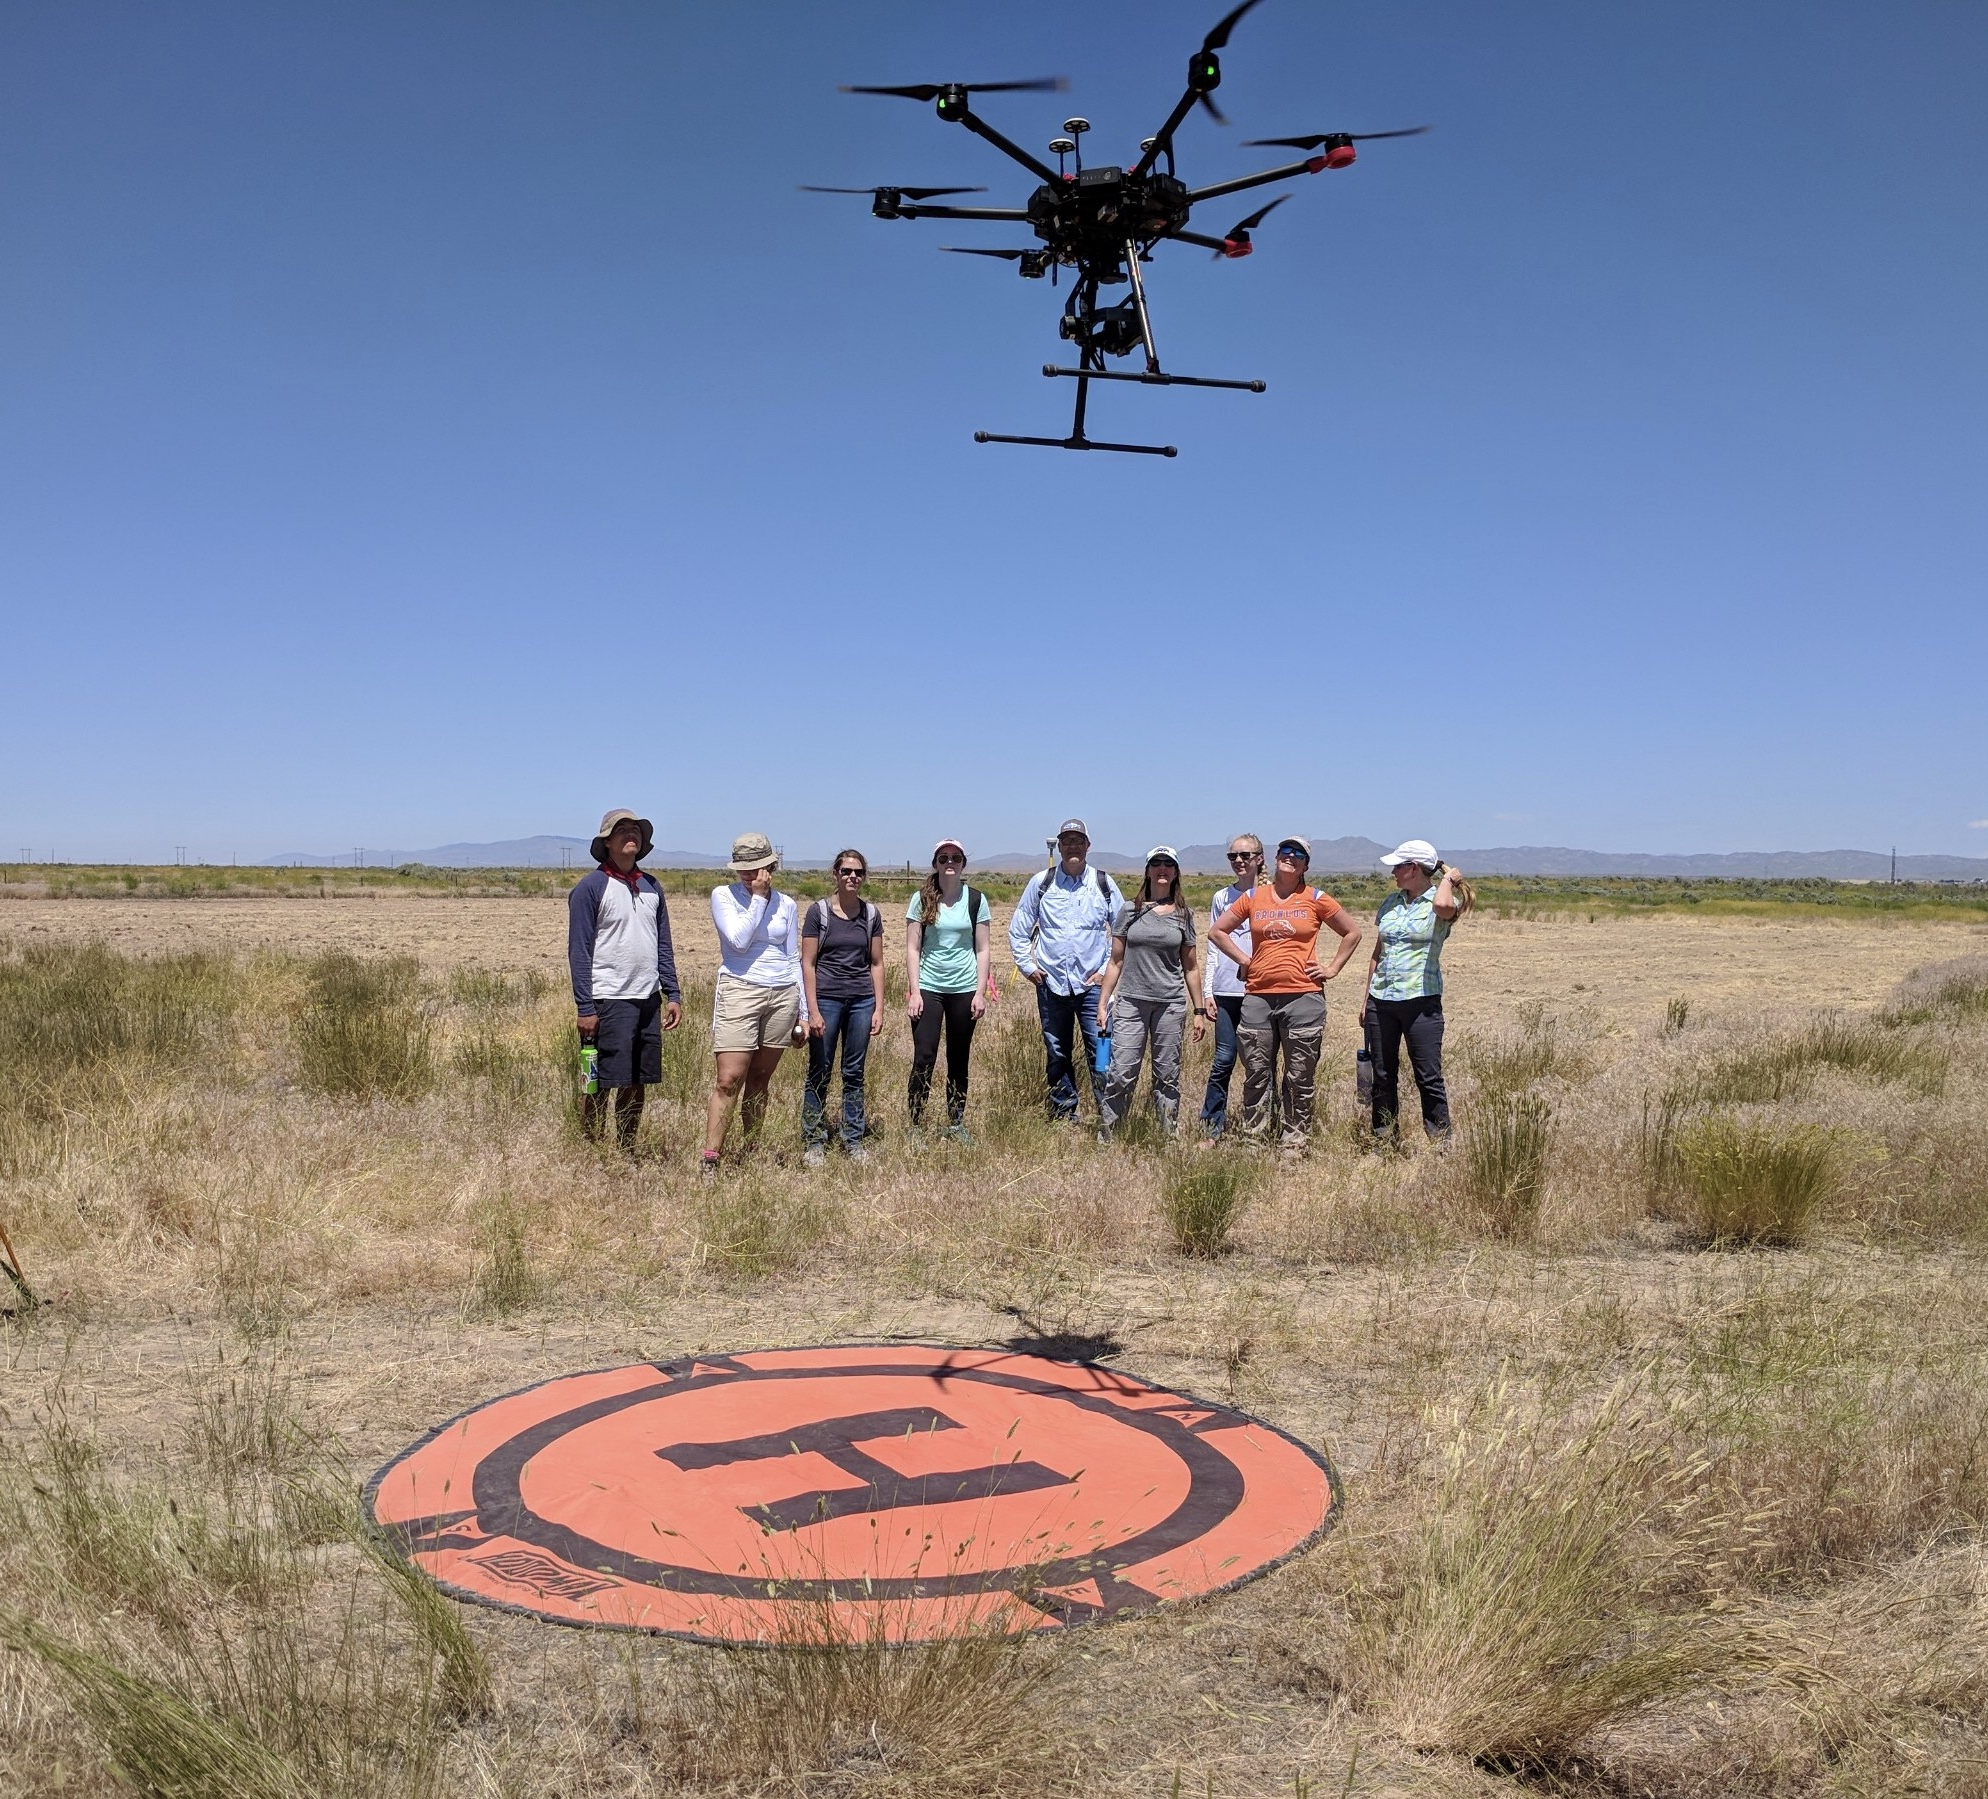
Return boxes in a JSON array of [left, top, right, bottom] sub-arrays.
[[1360, 839, 1472, 1142], [702, 831, 807, 1172]]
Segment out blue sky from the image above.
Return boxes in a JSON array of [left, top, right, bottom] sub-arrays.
[[3, 1, 1983, 864]]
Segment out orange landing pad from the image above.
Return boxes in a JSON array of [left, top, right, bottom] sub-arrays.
[[364, 1345, 1337, 1644]]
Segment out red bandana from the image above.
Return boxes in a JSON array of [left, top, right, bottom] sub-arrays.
[[600, 862, 645, 896]]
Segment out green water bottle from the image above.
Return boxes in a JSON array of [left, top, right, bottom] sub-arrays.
[[579, 1031, 600, 1096]]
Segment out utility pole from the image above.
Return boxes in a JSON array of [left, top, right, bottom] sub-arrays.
[[1891, 846, 1897, 885]]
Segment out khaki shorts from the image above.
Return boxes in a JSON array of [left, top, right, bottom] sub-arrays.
[[711, 973, 801, 1053]]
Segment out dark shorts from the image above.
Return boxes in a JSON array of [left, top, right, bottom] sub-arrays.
[[594, 994, 663, 1088]]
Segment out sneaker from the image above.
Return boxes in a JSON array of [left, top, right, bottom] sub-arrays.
[[803, 1145, 827, 1169], [698, 1154, 721, 1180], [846, 1142, 870, 1165], [945, 1123, 975, 1147], [1096, 1127, 1112, 1147]]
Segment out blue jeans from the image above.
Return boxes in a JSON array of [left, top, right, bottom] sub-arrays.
[[1198, 995, 1245, 1136], [802, 994, 875, 1148], [1034, 983, 1103, 1120]]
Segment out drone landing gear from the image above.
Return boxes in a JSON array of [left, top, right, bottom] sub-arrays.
[[973, 239, 1264, 456], [975, 371, 1178, 456]]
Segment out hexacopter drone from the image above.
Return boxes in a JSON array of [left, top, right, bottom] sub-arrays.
[[809, 0, 1425, 457]]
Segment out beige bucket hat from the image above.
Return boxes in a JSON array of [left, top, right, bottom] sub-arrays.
[[589, 809, 653, 863], [728, 830, 779, 873]]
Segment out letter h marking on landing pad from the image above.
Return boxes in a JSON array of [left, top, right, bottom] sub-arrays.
[[655, 1406, 1075, 1532]]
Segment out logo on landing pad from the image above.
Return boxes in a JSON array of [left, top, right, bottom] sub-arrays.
[[364, 1345, 1336, 1644]]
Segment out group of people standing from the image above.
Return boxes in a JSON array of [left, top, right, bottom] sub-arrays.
[[565, 809, 1469, 1171]]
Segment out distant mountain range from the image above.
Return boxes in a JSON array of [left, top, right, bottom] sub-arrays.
[[263, 835, 1988, 881]]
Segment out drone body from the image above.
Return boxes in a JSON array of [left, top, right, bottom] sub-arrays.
[[812, 1, 1426, 456]]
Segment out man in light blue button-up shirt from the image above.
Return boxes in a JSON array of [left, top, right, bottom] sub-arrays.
[[1008, 818, 1125, 1121]]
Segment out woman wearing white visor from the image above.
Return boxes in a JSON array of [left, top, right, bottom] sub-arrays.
[[1361, 840, 1471, 1141]]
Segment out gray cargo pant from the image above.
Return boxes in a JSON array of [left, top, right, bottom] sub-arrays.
[[1238, 989, 1326, 1149], [1099, 996, 1188, 1136]]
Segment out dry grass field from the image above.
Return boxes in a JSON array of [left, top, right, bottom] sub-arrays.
[[4, 890, 1987, 1797]]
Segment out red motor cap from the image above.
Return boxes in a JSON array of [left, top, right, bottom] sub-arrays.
[[1323, 144, 1357, 169], [1222, 239, 1254, 258]]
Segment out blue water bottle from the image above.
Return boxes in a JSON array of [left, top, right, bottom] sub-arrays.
[[1093, 1021, 1112, 1077]]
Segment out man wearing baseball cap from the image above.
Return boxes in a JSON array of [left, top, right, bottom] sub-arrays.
[[1006, 818, 1125, 1123], [567, 808, 682, 1150]]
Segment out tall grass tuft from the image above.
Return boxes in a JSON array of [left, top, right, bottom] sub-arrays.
[[1347, 1380, 1740, 1767], [1676, 1114, 1839, 1247], [470, 1201, 538, 1317], [1457, 1093, 1553, 1237], [1662, 995, 1690, 1037], [1, 1388, 465, 1797], [695, 1174, 831, 1278], [1700, 1013, 1949, 1105], [1883, 955, 1988, 1027], [1637, 1084, 1694, 1212], [294, 953, 433, 1100], [1161, 1150, 1257, 1257], [1466, 1002, 1589, 1097], [0, 941, 236, 1175]]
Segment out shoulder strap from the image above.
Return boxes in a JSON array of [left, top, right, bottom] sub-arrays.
[[966, 885, 984, 925], [1095, 868, 1110, 901]]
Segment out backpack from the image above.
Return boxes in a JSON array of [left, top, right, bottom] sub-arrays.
[[1028, 864, 1113, 942], [905, 887, 986, 930], [811, 896, 880, 940]]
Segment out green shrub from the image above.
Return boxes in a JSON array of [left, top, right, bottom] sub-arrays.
[[293, 954, 432, 1100], [1161, 1151, 1257, 1257], [1677, 1114, 1839, 1247], [1458, 1093, 1554, 1237]]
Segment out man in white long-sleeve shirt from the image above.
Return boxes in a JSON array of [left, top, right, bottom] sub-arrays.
[[1198, 833, 1262, 1143], [701, 831, 807, 1174]]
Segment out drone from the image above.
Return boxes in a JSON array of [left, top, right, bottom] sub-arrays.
[[807, 0, 1426, 457]]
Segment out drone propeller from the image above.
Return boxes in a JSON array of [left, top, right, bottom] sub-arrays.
[[941, 246, 1031, 258], [1194, 0, 1265, 124], [1241, 126, 1431, 168], [799, 185, 989, 200], [1213, 195, 1286, 259], [839, 78, 1067, 102]]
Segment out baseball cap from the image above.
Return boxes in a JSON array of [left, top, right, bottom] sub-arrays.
[[1380, 839, 1440, 869], [931, 837, 968, 864], [1055, 818, 1089, 840], [1146, 844, 1180, 864], [1276, 836, 1312, 862]]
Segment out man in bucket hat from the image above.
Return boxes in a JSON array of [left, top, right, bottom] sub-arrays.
[[567, 809, 682, 1150]]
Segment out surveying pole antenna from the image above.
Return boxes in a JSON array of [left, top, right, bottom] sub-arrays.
[[1123, 240, 1161, 374]]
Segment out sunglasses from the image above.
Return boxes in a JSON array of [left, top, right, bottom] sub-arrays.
[[1227, 850, 1260, 863], [835, 866, 865, 879], [1147, 858, 1178, 870], [1276, 846, 1309, 862], [935, 855, 966, 868]]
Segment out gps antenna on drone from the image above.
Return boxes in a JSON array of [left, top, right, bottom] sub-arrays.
[[812, 1, 1426, 454]]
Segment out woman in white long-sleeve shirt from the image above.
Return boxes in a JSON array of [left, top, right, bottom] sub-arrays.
[[701, 831, 807, 1173]]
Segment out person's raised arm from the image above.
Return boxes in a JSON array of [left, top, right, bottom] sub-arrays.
[[1432, 863, 1463, 924], [1007, 872, 1044, 983], [710, 882, 769, 953]]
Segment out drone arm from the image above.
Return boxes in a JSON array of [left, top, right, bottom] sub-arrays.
[[895, 204, 1032, 221], [1188, 159, 1316, 203], [1129, 89, 1202, 180], [1163, 228, 1233, 252], [954, 107, 1060, 184]]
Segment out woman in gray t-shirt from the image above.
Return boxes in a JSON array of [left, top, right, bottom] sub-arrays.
[[1096, 847, 1207, 1140]]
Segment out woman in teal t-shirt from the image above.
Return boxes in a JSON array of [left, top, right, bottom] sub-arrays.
[[905, 837, 993, 1139], [1361, 839, 1471, 1141]]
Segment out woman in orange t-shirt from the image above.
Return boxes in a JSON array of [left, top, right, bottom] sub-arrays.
[[1208, 836, 1362, 1151]]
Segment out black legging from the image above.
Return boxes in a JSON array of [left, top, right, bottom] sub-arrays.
[[1368, 994, 1450, 1138], [908, 989, 977, 1126]]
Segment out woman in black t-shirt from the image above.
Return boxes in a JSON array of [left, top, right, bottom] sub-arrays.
[[799, 849, 887, 1163]]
